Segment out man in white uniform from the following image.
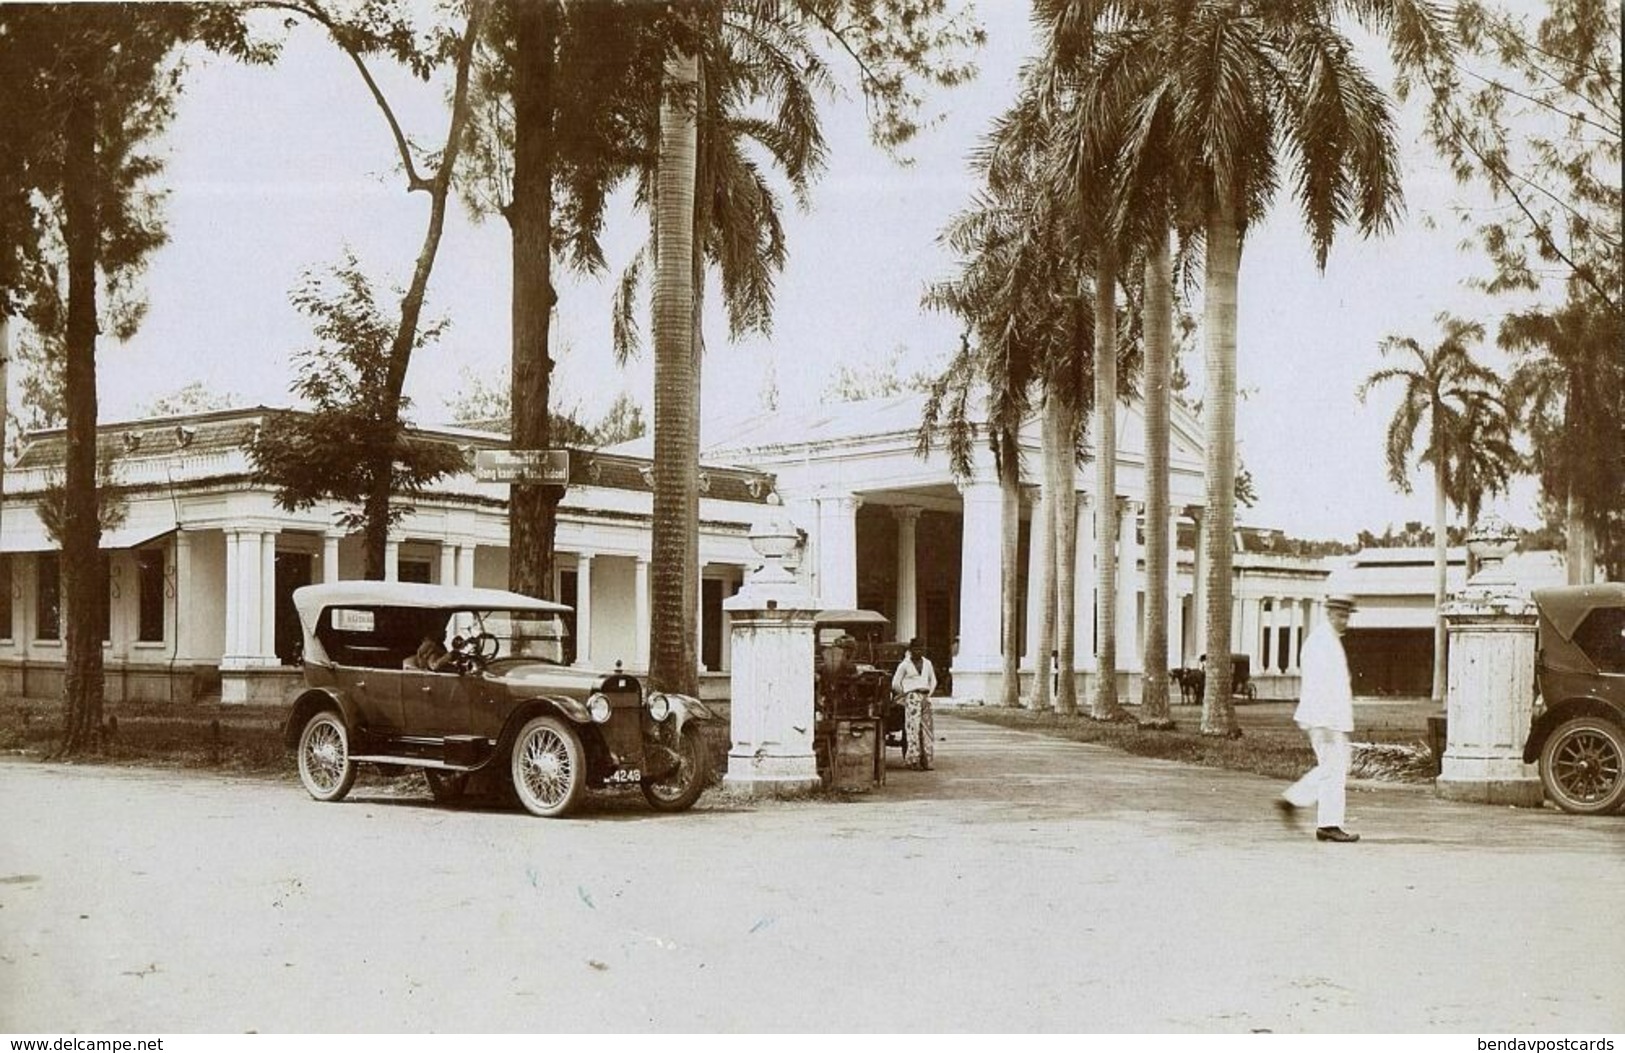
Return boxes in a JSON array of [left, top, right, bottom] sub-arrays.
[[1278, 594, 1360, 842]]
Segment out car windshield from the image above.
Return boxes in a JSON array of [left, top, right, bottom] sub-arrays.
[[475, 610, 570, 665]]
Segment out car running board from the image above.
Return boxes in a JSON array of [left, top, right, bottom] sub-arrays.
[[350, 755, 470, 771]]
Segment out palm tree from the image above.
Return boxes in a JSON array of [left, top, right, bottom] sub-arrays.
[[1503, 298, 1623, 585], [1072, 0, 1443, 734], [648, 27, 702, 695], [1359, 313, 1502, 705], [1137, 228, 1176, 726]]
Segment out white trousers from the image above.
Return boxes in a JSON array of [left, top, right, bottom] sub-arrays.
[[1283, 726, 1350, 828]]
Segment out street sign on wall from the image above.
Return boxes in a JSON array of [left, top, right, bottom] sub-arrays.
[[473, 449, 570, 485]]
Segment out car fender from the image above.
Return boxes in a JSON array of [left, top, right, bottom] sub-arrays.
[[284, 687, 354, 748], [495, 695, 593, 750], [657, 692, 713, 736], [1524, 696, 1624, 763]]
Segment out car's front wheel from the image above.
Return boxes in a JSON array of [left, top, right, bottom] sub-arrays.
[[297, 711, 357, 803], [1539, 715, 1625, 815], [510, 716, 585, 817], [641, 724, 711, 812]]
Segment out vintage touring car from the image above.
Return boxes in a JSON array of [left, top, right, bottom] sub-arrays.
[[284, 581, 713, 817]]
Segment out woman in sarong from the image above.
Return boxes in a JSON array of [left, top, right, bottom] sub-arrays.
[[890, 638, 938, 770]]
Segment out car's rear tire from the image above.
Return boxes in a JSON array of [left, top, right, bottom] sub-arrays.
[[296, 711, 357, 803], [424, 769, 468, 804], [641, 724, 711, 812], [1539, 716, 1625, 815], [510, 716, 585, 817]]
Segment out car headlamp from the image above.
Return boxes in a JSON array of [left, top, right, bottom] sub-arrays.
[[648, 693, 671, 721], [587, 693, 612, 723]]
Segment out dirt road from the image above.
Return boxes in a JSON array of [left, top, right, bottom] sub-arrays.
[[2, 713, 1620, 1033]]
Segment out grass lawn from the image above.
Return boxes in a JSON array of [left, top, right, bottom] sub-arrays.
[[948, 698, 1442, 784], [0, 694, 1443, 786]]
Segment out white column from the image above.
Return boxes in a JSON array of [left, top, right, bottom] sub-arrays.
[[955, 477, 1004, 677], [321, 532, 341, 584], [457, 545, 475, 589], [439, 542, 457, 586], [634, 556, 651, 672], [1167, 511, 1184, 667], [384, 539, 400, 582], [259, 530, 277, 659], [1188, 506, 1207, 661], [222, 530, 241, 660], [1023, 487, 1046, 666], [574, 552, 594, 668], [1117, 498, 1142, 671], [1240, 594, 1260, 666], [173, 530, 193, 661], [893, 505, 921, 643], [815, 493, 862, 608], [1074, 493, 1097, 671], [1286, 597, 1303, 673], [696, 563, 708, 673]]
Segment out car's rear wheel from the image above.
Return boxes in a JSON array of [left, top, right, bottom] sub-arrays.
[[297, 711, 357, 803], [1539, 716, 1625, 815], [511, 716, 585, 817], [641, 724, 711, 812], [424, 769, 468, 804]]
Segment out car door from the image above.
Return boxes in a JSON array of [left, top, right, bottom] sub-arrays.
[[401, 668, 471, 738], [350, 667, 405, 735]]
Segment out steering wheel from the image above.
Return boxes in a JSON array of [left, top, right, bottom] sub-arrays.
[[467, 631, 500, 662]]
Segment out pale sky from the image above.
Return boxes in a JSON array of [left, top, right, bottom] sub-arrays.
[[44, 1, 1552, 541]]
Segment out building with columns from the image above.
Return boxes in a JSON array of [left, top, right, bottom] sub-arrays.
[[2, 394, 1420, 708], [0, 408, 772, 704]]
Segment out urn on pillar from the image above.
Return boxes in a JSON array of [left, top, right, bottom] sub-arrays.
[[724, 495, 823, 796], [1436, 515, 1544, 806]]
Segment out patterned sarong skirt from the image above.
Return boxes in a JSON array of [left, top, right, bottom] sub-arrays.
[[903, 689, 934, 770]]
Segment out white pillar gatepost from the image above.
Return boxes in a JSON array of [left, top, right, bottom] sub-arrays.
[[815, 493, 862, 608], [725, 496, 823, 797], [1023, 486, 1046, 667], [634, 556, 651, 672], [1117, 498, 1142, 672], [575, 552, 594, 668], [321, 531, 341, 584], [384, 539, 400, 582], [1075, 493, 1097, 673], [953, 475, 1005, 703], [893, 505, 921, 644], [1437, 518, 1544, 807]]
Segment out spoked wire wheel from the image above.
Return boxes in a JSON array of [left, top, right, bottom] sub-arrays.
[[510, 715, 585, 817], [1540, 716, 1625, 815], [297, 711, 357, 802]]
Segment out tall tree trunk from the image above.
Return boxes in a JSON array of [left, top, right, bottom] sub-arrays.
[[1091, 251, 1125, 721], [358, 2, 484, 579], [1565, 488, 1588, 585], [649, 42, 700, 695], [1140, 230, 1173, 725], [1201, 202, 1240, 737], [58, 85, 104, 756], [999, 443, 1022, 708], [1030, 397, 1057, 711], [508, 0, 562, 601], [0, 314, 9, 517], [1053, 394, 1079, 716], [1432, 452, 1448, 704]]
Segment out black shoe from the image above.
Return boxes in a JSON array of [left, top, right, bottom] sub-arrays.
[[1275, 799, 1301, 825], [1316, 826, 1360, 843]]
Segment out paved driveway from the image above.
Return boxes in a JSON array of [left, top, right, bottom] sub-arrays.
[[2, 713, 1620, 1033]]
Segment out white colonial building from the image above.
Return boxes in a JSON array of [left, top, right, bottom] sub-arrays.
[[0, 394, 1422, 707]]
